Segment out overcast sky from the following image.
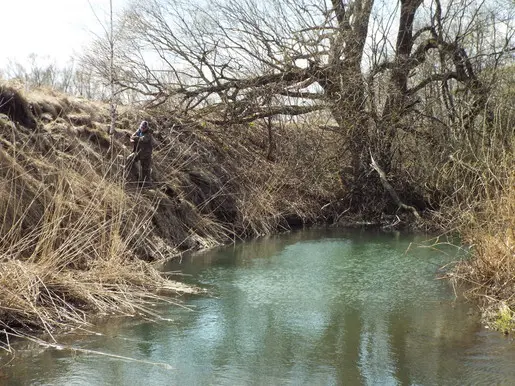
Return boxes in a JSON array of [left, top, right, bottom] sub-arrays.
[[1, 0, 129, 70]]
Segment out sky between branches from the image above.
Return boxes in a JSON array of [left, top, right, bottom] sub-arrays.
[[1, 0, 129, 69]]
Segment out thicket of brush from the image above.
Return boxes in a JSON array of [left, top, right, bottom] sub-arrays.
[[436, 85, 515, 331]]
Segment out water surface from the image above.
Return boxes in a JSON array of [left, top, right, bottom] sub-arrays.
[[2, 228, 515, 385]]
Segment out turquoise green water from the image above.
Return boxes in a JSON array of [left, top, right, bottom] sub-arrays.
[[2, 228, 515, 385]]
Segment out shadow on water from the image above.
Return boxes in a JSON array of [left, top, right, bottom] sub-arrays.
[[2, 227, 515, 385]]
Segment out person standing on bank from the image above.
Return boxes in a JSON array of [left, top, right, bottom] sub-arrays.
[[127, 120, 153, 186]]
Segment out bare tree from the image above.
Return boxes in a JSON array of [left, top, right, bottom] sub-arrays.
[[4, 54, 76, 93], [82, 0, 514, 208], [82, 0, 126, 133]]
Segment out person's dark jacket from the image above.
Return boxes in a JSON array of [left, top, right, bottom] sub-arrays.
[[133, 129, 153, 159]]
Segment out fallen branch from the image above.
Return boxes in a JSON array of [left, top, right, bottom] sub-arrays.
[[369, 151, 421, 221], [10, 333, 174, 369]]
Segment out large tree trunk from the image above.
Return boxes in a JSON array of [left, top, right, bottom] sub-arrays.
[[377, 0, 423, 173], [325, 0, 374, 186], [327, 0, 428, 213]]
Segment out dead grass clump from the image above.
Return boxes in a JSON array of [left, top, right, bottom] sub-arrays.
[[75, 126, 111, 149], [150, 114, 338, 237], [0, 152, 197, 342], [67, 113, 93, 127], [451, 173, 515, 316], [440, 105, 515, 330], [26, 89, 67, 119], [0, 83, 37, 129], [0, 248, 196, 337]]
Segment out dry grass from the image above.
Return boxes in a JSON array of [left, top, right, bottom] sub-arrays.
[[0, 87, 195, 348], [150, 114, 340, 238], [0, 143, 198, 348], [436, 99, 515, 330], [0, 83, 36, 129], [449, 171, 515, 326]]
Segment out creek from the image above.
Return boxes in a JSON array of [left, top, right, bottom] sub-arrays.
[[2, 228, 515, 385]]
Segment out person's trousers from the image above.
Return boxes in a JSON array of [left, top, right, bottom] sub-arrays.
[[139, 157, 152, 185], [126, 153, 152, 185]]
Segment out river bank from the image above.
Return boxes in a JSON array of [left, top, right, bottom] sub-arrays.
[[0, 82, 341, 346], [0, 81, 513, 344]]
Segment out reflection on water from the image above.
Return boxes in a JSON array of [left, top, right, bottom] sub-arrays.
[[2, 228, 515, 385]]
